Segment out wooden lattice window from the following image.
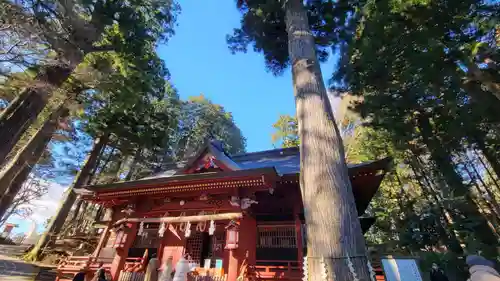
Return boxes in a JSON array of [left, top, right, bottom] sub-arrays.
[[185, 232, 203, 265], [257, 226, 297, 249]]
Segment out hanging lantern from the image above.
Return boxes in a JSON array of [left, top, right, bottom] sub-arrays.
[[224, 221, 239, 250]]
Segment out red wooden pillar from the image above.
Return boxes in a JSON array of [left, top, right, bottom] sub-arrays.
[[93, 207, 115, 258], [294, 214, 303, 262], [226, 214, 256, 281], [238, 214, 256, 265], [110, 222, 137, 281], [93, 225, 111, 258], [227, 249, 239, 281]]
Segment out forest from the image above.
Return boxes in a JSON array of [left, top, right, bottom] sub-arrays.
[[0, 0, 499, 281]]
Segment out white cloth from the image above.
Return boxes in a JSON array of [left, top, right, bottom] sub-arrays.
[[144, 258, 160, 281], [469, 265, 500, 281], [173, 258, 190, 281], [159, 257, 173, 281]]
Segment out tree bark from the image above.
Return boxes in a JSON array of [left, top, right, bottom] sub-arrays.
[[89, 144, 116, 185], [0, 104, 68, 201], [417, 114, 499, 257], [0, 129, 53, 219], [125, 148, 142, 181], [467, 62, 500, 101], [473, 149, 500, 191], [475, 140, 500, 181], [284, 1, 370, 280], [408, 152, 464, 254], [69, 198, 83, 223], [464, 153, 500, 218], [0, 166, 31, 220], [462, 160, 500, 221], [27, 133, 109, 261], [0, 64, 76, 167]]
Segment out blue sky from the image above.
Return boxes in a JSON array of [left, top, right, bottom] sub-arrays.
[[7, 0, 340, 235], [157, 0, 338, 152]]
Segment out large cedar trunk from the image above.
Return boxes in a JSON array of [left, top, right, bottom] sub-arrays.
[[0, 165, 32, 221], [284, 1, 370, 280], [125, 148, 142, 181], [0, 105, 69, 200], [0, 124, 57, 218], [0, 64, 76, 167], [467, 62, 500, 101], [27, 134, 109, 260]]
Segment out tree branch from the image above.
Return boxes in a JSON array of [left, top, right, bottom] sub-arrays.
[[88, 44, 116, 53]]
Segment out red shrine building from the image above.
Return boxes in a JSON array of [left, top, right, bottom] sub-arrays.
[[57, 141, 390, 281]]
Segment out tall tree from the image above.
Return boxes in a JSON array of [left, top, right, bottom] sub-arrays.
[[26, 133, 109, 260], [168, 95, 246, 161], [27, 49, 178, 259], [229, 1, 371, 279], [0, 102, 69, 218], [330, 0, 500, 257], [0, 0, 179, 165]]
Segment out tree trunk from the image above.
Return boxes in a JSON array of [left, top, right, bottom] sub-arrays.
[[89, 144, 116, 185], [69, 198, 83, 223], [462, 161, 500, 221], [125, 148, 142, 181], [284, 1, 370, 280], [0, 64, 76, 167], [465, 153, 500, 218], [0, 104, 68, 200], [0, 166, 31, 220], [475, 140, 500, 181], [417, 114, 499, 257], [26, 133, 109, 261], [408, 152, 464, 254], [0, 127, 53, 219], [0, 90, 32, 121], [467, 62, 500, 101], [473, 149, 500, 191]]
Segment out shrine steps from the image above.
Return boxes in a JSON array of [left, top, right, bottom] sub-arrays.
[[35, 267, 57, 281], [0, 244, 32, 257]]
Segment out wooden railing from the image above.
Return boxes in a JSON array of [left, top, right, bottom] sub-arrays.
[[188, 273, 228, 281], [253, 260, 302, 280], [57, 256, 114, 272], [253, 260, 386, 281], [123, 257, 147, 272]]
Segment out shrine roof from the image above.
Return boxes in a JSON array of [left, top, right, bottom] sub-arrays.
[[145, 146, 390, 179], [78, 143, 391, 205]]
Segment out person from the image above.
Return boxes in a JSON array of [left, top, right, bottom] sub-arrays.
[[72, 270, 86, 281], [145, 254, 160, 281], [466, 255, 500, 281], [92, 262, 107, 281], [430, 263, 449, 281]]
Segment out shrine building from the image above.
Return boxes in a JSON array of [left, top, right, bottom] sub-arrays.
[[57, 141, 390, 281]]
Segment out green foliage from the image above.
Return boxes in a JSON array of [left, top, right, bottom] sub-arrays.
[[228, 0, 340, 75], [171, 94, 246, 159], [271, 115, 299, 148], [0, 0, 180, 60], [87, 93, 247, 183]]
